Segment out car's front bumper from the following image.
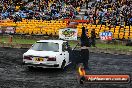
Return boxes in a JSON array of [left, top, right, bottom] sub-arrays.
[[22, 62, 59, 67]]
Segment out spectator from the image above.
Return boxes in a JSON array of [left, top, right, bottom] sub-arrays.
[[91, 29, 96, 47], [86, 0, 89, 9], [1, 0, 82, 21], [80, 26, 90, 47], [1, 0, 131, 26], [80, 27, 90, 69]]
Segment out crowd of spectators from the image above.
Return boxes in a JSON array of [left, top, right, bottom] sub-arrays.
[[0, 0, 86, 22], [84, 0, 132, 26], [0, 0, 132, 26]]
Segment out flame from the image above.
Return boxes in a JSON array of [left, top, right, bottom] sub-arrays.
[[78, 65, 86, 76]]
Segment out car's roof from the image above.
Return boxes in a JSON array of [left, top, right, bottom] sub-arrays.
[[37, 40, 67, 43]]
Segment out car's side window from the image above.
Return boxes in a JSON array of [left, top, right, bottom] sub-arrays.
[[62, 42, 68, 52]]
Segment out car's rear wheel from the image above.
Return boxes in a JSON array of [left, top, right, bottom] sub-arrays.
[[27, 66, 35, 70]]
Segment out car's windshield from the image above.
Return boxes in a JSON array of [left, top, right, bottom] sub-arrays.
[[31, 42, 59, 52]]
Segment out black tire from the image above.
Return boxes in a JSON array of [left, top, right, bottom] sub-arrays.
[[27, 66, 34, 70], [61, 60, 66, 69]]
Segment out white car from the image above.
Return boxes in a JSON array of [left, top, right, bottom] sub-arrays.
[[23, 40, 71, 69]]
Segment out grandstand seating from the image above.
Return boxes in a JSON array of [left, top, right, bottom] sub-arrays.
[[1, 19, 132, 39]]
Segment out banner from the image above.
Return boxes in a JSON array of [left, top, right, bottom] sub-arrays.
[[0, 27, 15, 34], [77, 63, 130, 84], [5, 27, 15, 34], [100, 32, 112, 40], [59, 28, 78, 40]]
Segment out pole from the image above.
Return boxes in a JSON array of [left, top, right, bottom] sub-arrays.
[[9, 35, 13, 44]]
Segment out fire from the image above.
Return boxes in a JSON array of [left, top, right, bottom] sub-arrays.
[[78, 64, 86, 76]]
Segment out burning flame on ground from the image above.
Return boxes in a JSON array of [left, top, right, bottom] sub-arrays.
[[78, 64, 86, 76]]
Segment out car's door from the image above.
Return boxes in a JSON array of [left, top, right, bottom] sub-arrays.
[[62, 42, 69, 65]]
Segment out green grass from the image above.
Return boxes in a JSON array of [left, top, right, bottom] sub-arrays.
[[0, 36, 132, 51], [68, 41, 132, 51], [0, 36, 36, 44], [96, 43, 132, 51], [68, 40, 79, 48], [13, 38, 36, 44]]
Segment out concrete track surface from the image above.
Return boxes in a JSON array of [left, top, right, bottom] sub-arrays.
[[0, 47, 132, 88]]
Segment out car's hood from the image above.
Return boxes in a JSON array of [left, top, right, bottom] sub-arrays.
[[23, 50, 59, 57]]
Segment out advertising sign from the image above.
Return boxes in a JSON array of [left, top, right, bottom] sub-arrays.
[[100, 32, 112, 40], [5, 27, 15, 34], [0, 27, 15, 34], [59, 28, 78, 40]]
